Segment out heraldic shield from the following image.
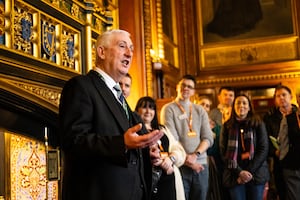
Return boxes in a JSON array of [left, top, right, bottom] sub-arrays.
[[42, 22, 56, 60]]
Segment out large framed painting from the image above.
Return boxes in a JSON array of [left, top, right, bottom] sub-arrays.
[[196, 0, 299, 69]]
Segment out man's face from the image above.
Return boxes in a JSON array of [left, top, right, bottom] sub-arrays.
[[218, 89, 235, 107], [120, 76, 132, 98], [275, 88, 292, 108], [176, 79, 195, 100], [98, 32, 133, 82]]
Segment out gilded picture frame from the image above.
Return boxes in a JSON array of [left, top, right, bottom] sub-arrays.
[[197, 0, 299, 69]]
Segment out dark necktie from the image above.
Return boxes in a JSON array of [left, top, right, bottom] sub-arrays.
[[279, 116, 289, 160], [114, 85, 124, 103], [113, 85, 128, 118]]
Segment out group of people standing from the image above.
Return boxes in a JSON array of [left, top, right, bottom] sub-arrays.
[[58, 29, 300, 200], [197, 85, 300, 200], [264, 85, 300, 200]]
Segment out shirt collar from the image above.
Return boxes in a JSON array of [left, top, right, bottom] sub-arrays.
[[94, 68, 118, 91]]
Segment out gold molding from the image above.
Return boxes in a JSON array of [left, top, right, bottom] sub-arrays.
[[0, 76, 61, 113], [197, 72, 300, 85], [11, 81, 61, 106], [201, 37, 299, 68], [144, 0, 153, 96], [41, 0, 87, 24], [144, 0, 165, 96]]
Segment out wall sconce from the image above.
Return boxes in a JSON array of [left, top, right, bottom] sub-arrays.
[[153, 62, 162, 70], [150, 49, 163, 70]]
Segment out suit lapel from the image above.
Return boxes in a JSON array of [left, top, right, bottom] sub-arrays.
[[88, 70, 130, 132]]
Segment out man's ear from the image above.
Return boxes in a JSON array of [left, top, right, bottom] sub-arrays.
[[97, 46, 105, 59]]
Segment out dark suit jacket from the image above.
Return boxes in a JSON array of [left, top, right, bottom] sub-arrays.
[[59, 70, 151, 200]]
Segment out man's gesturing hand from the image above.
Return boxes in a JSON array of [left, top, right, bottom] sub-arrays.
[[124, 123, 164, 149]]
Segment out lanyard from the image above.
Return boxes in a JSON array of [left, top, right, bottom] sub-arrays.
[[175, 101, 193, 132], [240, 128, 246, 151]]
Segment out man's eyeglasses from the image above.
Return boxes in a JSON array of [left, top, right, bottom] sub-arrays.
[[200, 103, 210, 108], [181, 83, 195, 90]]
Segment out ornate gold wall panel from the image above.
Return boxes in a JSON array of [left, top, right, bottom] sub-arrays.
[[5, 131, 58, 200], [6, 0, 81, 73], [201, 37, 299, 68], [0, 0, 118, 76]]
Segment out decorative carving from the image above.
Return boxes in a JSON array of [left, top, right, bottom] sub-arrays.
[[13, 6, 33, 53], [0, 1, 4, 44], [42, 21, 56, 61], [91, 39, 96, 69], [94, 18, 102, 31], [50, 0, 60, 7], [43, 0, 85, 22], [62, 30, 75, 69], [19, 145, 46, 199], [201, 38, 298, 68], [71, 3, 79, 18], [240, 46, 257, 62], [8, 80, 61, 106], [92, 3, 115, 30], [197, 72, 300, 85], [10, 133, 58, 200]]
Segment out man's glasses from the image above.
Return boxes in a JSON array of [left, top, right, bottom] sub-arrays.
[[181, 83, 195, 90], [201, 103, 210, 108]]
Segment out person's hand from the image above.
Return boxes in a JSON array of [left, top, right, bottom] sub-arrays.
[[124, 123, 164, 149], [237, 170, 253, 184], [191, 163, 205, 173], [184, 153, 204, 173], [209, 118, 216, 129], [160, 157, 174, 174], [184, 153, 197, 166], [150, 143, 162, 166]]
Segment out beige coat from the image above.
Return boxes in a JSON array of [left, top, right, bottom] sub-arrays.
[[163, 127, 186, 200]]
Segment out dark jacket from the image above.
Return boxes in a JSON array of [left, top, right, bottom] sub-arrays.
[[282, 110, 300, 169], [59, 70, 151, 200], [263, 105, 298, 163], [263, 106, 283, 158], [220, 120, 269, 187]]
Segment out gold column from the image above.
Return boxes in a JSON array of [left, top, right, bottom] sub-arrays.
[[4, 0, 12, 48], [85, 9, 93, 72]]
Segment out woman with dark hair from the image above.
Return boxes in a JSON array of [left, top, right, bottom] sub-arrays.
[[135, 96, 186, 200], [220, 94, 269, 200]]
